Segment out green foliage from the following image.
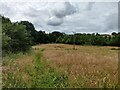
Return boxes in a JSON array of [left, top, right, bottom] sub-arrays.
[[2, 32, 11, 54], [32, 49, 70, 88], [55, 33, 120, 47], [2, 16, 120, 56], [19, 21, 38, 45], [2, 49, 70, 88], [2, 16, 32, 55]]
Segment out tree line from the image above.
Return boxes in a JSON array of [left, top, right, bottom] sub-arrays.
[[2, 16, 120, 55]]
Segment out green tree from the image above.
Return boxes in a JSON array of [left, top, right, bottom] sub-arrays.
[[20, 21, 38, 45], [2, 16, 32, 55]]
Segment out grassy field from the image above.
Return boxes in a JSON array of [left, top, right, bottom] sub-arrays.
[[2, 44, 119, 88]]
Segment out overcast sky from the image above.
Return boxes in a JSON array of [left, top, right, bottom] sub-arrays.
[[0, 0, 118, 34]]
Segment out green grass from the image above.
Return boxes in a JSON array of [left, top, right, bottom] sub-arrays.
[[2, 47, 120, 88], [2, 49, 70, 88], [31, 49, 70, 88]]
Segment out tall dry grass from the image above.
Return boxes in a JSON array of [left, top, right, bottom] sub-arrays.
[[41, 44, 118, 88], [2, 44, 119, 88]]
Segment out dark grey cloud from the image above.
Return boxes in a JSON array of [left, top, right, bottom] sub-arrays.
[[87, 2, 95, 10], [0, 1, 118, 34], [52, 2, 76, 18], [47, 2, 76, 26]]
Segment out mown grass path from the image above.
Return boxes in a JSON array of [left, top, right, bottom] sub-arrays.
[[2, 49, 69, 88]]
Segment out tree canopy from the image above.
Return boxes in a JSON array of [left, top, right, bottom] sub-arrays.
[[2, 16, 120, 55]]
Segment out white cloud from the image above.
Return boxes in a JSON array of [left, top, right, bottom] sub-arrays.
[[0, 1, 118, 34]]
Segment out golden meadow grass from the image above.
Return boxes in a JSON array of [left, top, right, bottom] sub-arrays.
[[2, 44, 119, 88]]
